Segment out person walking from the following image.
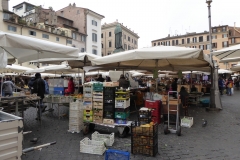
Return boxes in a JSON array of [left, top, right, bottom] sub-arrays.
[[2, 77, 15, 96], [218, 77, 224, 95], [65, 77, 75, 94], [226, 77, 233, 96], [44, 76, 49, 94], [32, 73, 46, 120]]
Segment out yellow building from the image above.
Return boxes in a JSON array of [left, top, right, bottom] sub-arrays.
[[151, 24, 240, 69]]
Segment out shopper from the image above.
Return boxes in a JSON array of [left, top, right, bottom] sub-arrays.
[[105, 76, 112, 82], [65, 77, 75, 94], [44, 76, 49, 94], [218, 77, 224, 95], [96, 74, 105, 82], [118, 74, 130, 89], [179, 86, 189, 106], [32, 73, 46, 120], [226, 77, 233, 96], [171, 78, 178, 98], [2, 77, 15, 96]]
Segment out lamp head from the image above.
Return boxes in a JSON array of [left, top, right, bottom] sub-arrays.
[[206, 0, 212, 5]]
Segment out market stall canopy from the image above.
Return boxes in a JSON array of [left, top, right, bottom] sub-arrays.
[[30, 52, 100, 68], [213, 44, 240, 62], [218, 69, 233, 74], [230, 64, 240, 72], [91, 46, 211, 71], [1, 64, 33, 73], [25, 65, 71, 73], [0, 31, 79, 64]]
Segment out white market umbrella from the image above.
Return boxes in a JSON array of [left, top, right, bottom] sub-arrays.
[[230, 64, 240, 72], [0, 31, 79, 65], [25, 65, 71, 73], [91, 46, 211, 71], [213, 44, 240, 62], [30, 52, 100, 68], [218, 69, 233, 74], [1, 64, 33, 73]]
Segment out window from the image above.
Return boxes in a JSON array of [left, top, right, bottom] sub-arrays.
[[3, 13, 10, 20], [66, 39, 72, 44], [158, 42, 160, 46], [56, 37, 59, 41], [92, 49, 97, 55], [232, 38, 235, 44], [8, 25, 17, 32], [101, 33, 103, 38], [29, 30, 36, 36], [212, 35, 217, 39], [206, 44, 210, 50], [199, 45, 204, 50], [222, 27, 226, 32], [187, 38, 190, 44], [199, 36, 203, 42], [176, 40, 178, 45], [81, 48, 85, 52], [92, 33, 97, 42], [92, 20, 97, 26], [167, 41, 170, 46], [124, 35, 126, 39], [193, 37, 197, 43], [42, 34, 49, 39], [222, 41, 228, 48], [128, 36, 130, 41], [222, 34, 228, 38], [124, 44, 127, 49], [134, 40, 137, 45], [207, 35, 209, 41], [163, 42, 165, 46], [72, 32, 76, 40], [128, 45, 131, 50], [182, 39, 185, 44], [109, 41, 112, 47], [16, 6, 23, 12], [154, 43, 156, 46], [81, 36, 86, 42], [212, 43, 217, 48], [109, 32, 111, 37], [61, 11, 64, 17], [172, 40, 175, 46], [212, 28, 217, 33], [102, 43, 103, 48]]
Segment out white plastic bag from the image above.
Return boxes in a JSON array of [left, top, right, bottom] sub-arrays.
[[231, 88, 234, 95], [0, 50, 7, 68]]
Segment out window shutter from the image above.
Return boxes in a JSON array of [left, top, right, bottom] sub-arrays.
[[92, 20, 94, 25], [95, 21, 97, 26], [95, 34, 97, 42], [227, 41, 229, 47], [203, 45, 204, 50], [92, 33, 94, 41], [222, 42, 224, 47]]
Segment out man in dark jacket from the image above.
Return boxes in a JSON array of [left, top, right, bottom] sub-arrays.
[[96, 74, 105, 82], [32, 73, 46, 120], [118, 74, 130, 89]]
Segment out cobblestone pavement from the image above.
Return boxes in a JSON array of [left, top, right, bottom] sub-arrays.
[[21, 90, 240, 160]]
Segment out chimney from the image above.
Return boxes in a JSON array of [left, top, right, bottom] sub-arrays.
[[234, 22, 236, 28]]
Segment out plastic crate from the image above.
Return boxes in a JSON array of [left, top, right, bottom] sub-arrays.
[[115, 119, 127, 124], [138, 117, 152, 124], [104, 99, 114, 104], [103, 111, 114, 119], [104, 95, 115, 101], [93, 115, 103, 123], [103, 87, 116, 95], [94, 101, 103, 106], [132, 134, 158, 146], [115, 99, 130, 109], [93, 82, 103, 91], [115, 107, 129, 112], [69, 117, 81, 124], [104, 104, 115, 112], [83, 101, 93, 110], [103, 118, 114, 124], [131, 122, 158, 136], [181, 116, 193, 128], [69, 110, 82, 118], [105, 149, 130, 160], [115, 111, 130, 119], [139, 108, 152, 118], [131, 143, 158, 157], [84, 110, 93, 116], [69, 124, 81, 133], [93, 105, 103, 110], [54, 87, 65, 91], [92, 131, 114, 146], [80, 137, 106, 155], [70, 102, 82, 110], [53, 90, 64, 95], [83, 115, 93, 122], [93, 109, 103, 116], [84, 92, 92, 98]]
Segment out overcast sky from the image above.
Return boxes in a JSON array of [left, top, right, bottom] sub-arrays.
[[9, 0, 240, 49]]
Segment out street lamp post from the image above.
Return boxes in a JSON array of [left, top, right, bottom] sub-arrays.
[[206, 0, 222, 110]]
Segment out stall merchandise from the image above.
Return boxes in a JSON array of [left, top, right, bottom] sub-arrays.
[[131, 122, 158, 157]]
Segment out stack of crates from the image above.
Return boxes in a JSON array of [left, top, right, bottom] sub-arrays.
[[103, 87, 116, 124], [69, 101, 84, 133], [92, 83, 103, 123], [145, 100, 161, 124], [115, 89, 130, 124], [131, 122, 158, 157], [138, 107, 152, 124], [83, 82, 93, 122]]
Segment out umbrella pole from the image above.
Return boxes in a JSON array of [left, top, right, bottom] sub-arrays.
[[78, 68, 79, 93]]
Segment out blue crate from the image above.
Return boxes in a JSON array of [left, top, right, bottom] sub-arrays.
[[54, 87, 65, 91], [105, 149, 130, 160], [53, 90, 64, 95]]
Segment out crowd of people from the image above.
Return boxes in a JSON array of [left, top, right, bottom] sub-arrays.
[[218, 76, 239, 96]]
